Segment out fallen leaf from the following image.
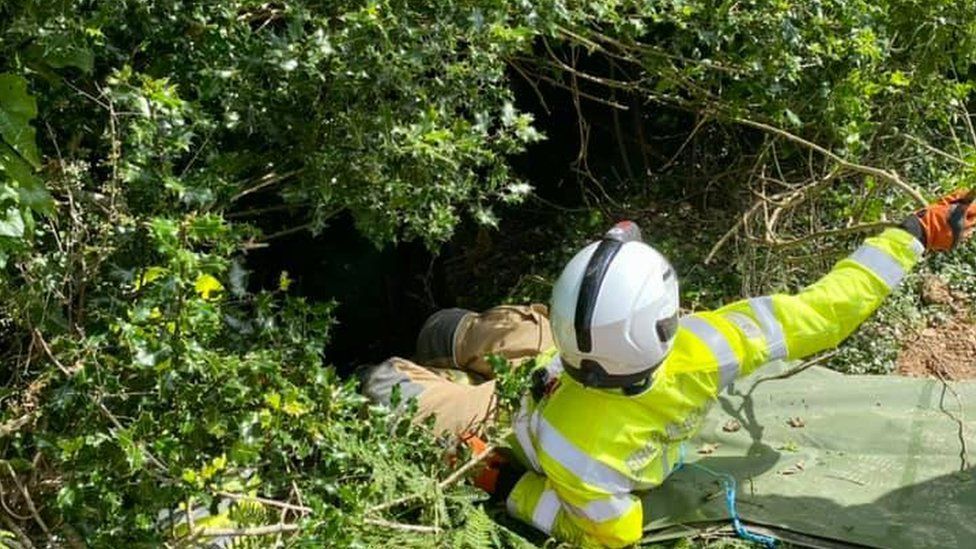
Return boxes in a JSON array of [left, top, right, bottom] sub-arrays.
[[777, 440, 799, 453], [779, 460, 806, 475], [722, 419, 741, 433], [697, 442, 720, 455]]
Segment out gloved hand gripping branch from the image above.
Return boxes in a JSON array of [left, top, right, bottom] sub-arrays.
[[900, 189, 976, 251], [463, 434, 524, 503]]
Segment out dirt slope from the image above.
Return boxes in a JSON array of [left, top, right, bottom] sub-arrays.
[[897, 275, 976, 380]]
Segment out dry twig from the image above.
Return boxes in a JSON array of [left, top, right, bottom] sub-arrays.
[[0, 511, 34, 549], [0, 414, 35, 439], [734, 117, 928, 206], [3, 463, 51, 543], [216, 492, 311, 514], [364, 517, 439, 534], [194, 523, 299, 538], [367, 433, 507, 515]]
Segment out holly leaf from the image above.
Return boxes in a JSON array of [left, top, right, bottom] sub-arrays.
[[0, 73, 41, 169], [194, 274, 224, 300]]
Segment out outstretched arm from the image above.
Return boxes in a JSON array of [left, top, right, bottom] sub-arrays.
[[719, 226, 922, 371], [674, 189, 975, 393]]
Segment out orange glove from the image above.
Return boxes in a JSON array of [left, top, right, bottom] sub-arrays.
[[462, 434, 504, 493], [901, 190, 976, 251], [461, 434, 522, 499]]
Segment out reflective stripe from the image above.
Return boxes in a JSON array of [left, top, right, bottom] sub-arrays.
[[909, 235, 925, 258], [749, 296, 788, 360], [535, 415, 635, 493], [531, 489, 560, 533], [566, 494, 636, 523], [681, 316, 739, 389], [661, 442, 670, 478], [544, 355, 564, 379], [850, 244, 906, 288], [514, 397, 542, 472]]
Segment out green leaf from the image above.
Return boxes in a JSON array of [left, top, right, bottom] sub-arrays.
[[0, 74, 41, 169], [194, 273, 224, 300], [117, 429, 146, 471], [890, 70, 911, 87], [0, 127, 52, 216], [783, 108, 802, 128], [44, 45, 95, 74], [0, 206, 24, 238]]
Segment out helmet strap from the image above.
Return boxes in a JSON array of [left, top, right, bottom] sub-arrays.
[[563, 357, 658, 389]]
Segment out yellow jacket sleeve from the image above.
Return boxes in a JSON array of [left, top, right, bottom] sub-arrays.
[[505, 470, 644, 548], [679, 228, 924, 390]]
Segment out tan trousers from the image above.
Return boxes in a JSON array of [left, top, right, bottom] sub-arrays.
[[358, 304, 554, 435]]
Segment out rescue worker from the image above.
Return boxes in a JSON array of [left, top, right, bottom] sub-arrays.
[[358, 190, 976, 547]]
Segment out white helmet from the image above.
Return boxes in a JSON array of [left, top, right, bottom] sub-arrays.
[[550, 221, 680, 388]]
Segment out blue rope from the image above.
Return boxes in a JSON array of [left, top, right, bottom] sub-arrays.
[[673, 444, 778, 548]]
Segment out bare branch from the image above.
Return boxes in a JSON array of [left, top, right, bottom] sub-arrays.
[[762, 222, 895, 249], [0, 511, 35, 549], [229, 169, 303, 203], [194, 523, 299, 538], [367, 431, 509, 515], [364, 517, 439, 534], [32, 330, 75, 377], [733, 117, 928, 206], [216, 492, 311, 515], [0, 414, 35, 438], [3, 463, 51, 543]]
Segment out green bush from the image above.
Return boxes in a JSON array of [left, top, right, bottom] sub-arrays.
[[1, 0, 975, 546]]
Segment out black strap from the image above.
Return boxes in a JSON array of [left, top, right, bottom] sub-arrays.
[[563, 357, 656, 389], [573, 239, 623, 353], [948, 202, 970, 249], [899, 214, 926, 248]]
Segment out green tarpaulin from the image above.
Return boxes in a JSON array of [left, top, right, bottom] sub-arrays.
[[641, 362, 976, 548]]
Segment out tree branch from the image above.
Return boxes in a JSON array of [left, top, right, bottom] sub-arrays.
[[363, 517, 439, 534], [215, 492, 311, 515], [733, 117, 928, 206], [194, 523, 299, 538]]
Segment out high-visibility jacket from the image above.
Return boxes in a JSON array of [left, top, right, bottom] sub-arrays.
[[504, 228, 924, 547]]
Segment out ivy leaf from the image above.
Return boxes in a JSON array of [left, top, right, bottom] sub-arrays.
[[0, 74, 41, 169]]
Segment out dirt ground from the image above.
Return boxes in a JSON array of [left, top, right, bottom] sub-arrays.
[[897, 275, 976, 380]]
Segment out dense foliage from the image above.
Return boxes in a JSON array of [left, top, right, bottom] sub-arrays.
[[1, 0, 975, 546]]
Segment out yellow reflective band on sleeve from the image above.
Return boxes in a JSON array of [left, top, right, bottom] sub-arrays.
[[680, 316, 739, 389], [749, 296, 788, 360], [535, 415, 635, 493], [566, 494, 636, 523], [531, 489, 560, 533], [514, 396, 542, 472], [506, 472, 546, 528], [849, 244, 908, 288]]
